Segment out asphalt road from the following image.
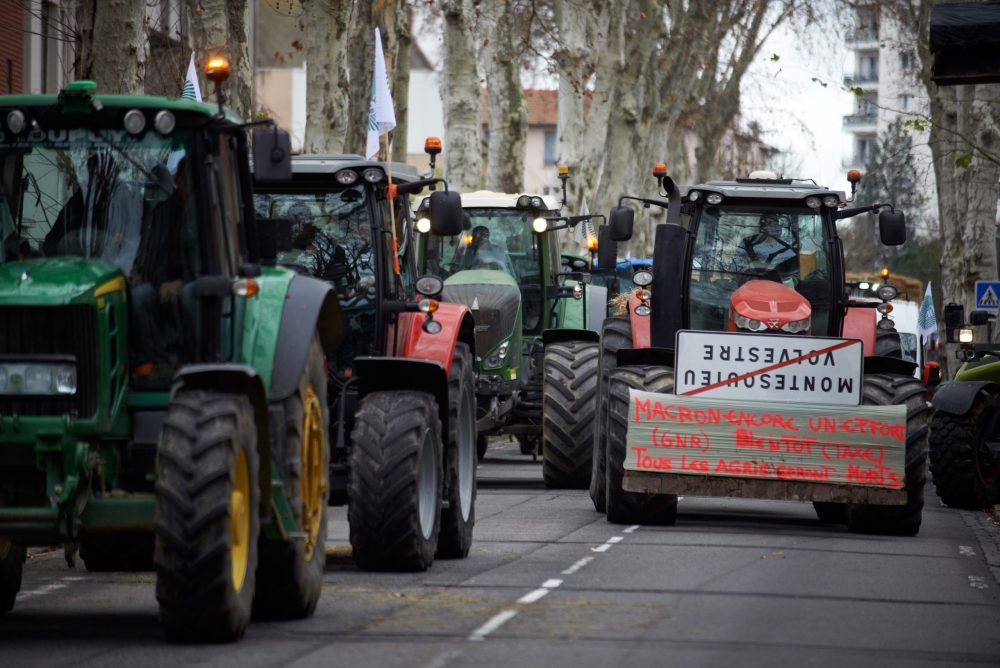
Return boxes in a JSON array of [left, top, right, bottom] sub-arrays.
[[3, 438, 1000, 667]]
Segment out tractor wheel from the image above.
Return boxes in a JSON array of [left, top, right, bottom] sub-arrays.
[[606, 366, 679, 525], [875, 327, 902, 358], [591, 317, 632, 512], [0, 539, 25, 616], [477, 433, 489, 461], [846, 374, 928, 536], [80, 533, 154, 572], [928, 396, 1000, 509], [254, 337, 329, 620], [437, 343, 477, 559], [348, 391, 442, 571], [155, 391, 260, 642], [542, 341, 599, 488], [812, 502, 847, 524]]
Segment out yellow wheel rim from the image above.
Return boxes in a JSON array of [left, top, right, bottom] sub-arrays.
[[230, 448, 250, 592], [301, 385, 326, 560]]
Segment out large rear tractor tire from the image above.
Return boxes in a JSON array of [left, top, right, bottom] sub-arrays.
[[606, 366, 679, 525], [590, 317, 632, 512], [875, 327, 902, 358], [846, 374, 928, 536], [155, 391, 260, 642], [254, 337, 329, 620], [542, 341, 599, 489], [80, 533, 154, 572], [0, 539, 25, 616], [928, 396, 1000, 510], [348, 391, 443, 571], [437, 343, 477, 559]]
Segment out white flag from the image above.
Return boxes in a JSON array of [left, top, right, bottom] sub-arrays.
[[365, 28, 396, 160], [182, 53, 202, 102], [917, 281, 938, 338]]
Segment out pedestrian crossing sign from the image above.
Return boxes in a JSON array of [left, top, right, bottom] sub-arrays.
[[975, 281, 1000, 310]]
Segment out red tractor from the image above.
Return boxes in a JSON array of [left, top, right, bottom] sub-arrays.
[[593, 169, 927, 535]]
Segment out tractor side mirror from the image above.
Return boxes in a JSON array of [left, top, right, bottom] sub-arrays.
[[878, 208, 906, 246], [970, 310, 995, 326], [428, 190, 463, 236], [608, 206, 634, 241], [253, 128, 292, 183], [596, 224, 618, 270], [944, 302, 965, 343]]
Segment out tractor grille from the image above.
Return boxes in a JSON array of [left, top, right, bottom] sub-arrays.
[[0, 305, 99, 418], [443, 282, 521, 359]]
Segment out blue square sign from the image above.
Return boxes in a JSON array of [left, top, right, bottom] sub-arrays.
[[975, 281, 1000, 310]]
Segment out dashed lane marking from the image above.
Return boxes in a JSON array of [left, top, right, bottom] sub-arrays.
[[623, 525, 640, 533], [608, 536, 624, 544], [468, 609, 518, 641], [562, 557, 594, 575], [959, 545, 976, 557], [517, 588, 551, 604], [591, 543, 611, 553], [16, 582, 68, 600]]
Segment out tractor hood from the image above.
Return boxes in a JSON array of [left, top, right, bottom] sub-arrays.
[[0, 257, 123, 305], [443, 269, 521, 362], [729, 279, 811, 333]]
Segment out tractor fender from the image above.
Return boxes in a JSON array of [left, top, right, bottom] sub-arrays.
[[172, 364, 272, 511], [270, 274, 344, 402], [628, 291, 651, 349], [354, 357, 450, 442], [542, 328, 600, 346], [842, 306, 876, 355], [393, 302, 476, 372], [931, 380, 1000, 416]]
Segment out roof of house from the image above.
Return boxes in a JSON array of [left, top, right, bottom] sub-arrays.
[[481, 89, 589, 127]]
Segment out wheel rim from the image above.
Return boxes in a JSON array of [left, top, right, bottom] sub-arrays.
[[458, 388, 475, 521], [418, 429, 438, 540], [230, 448, 250, 592], [301, 384, 326, 560]]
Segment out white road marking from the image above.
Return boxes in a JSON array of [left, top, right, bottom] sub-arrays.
[[517, 588, 551, 604], [562, 557, 594, 574], [61, 576, 85, 582], [968, 576, 989, 590], [623, 525, 640, 533], [591, 543, 611, 553], [16, 582, 67, 600], [541, 578, 562, 589], [469, 609, 518, 641], [959, 545, 977, 557], [608, 536, 624, 544], [424, 649, 463, 668]]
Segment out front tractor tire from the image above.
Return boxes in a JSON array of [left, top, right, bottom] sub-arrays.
[[846, 373, 928, 536], [928, 396, 1000, 510], [0, 539, 25, 616], [606, 366, 679, 525], [154, 391, 260, 642], [254, 337, 329, 620], [541, 340, 599, 489], [438, 343, 478, 559], [591, 317, 633, 512], [348, 391, 443, 571]]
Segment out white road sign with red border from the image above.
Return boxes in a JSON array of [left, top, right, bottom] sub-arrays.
[[674, 331, 864, 406]]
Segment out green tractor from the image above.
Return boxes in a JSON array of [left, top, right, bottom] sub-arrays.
[[0, 74, 340, 641], [927, 304, 1000, 509], [416, 178, 606, 488], [252, 153, 480, 570]]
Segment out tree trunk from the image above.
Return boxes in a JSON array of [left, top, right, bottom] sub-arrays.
[[345, 1, 375, 156], [482, 0, 527, 193], [554, 0, 590, 186], [83, 0, 147, 94], [302, 0, 352, 154], [187, 0, 253, 120], [388, 4, 411, 163], [440, 0, 482, 192]]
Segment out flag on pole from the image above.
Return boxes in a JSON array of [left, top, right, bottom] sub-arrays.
[[182, 53, 202, 102], [918, 281, 938, 338], [366, 28, 396, 160]]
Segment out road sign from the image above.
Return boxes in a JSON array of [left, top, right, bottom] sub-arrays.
[[975, 281, 1000, 310], [674, 330, 863, 406]]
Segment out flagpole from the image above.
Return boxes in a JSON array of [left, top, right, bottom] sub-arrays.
[[383, 131, 400, 276]]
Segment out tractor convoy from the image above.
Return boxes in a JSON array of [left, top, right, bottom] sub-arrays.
[[0, 68, 949, 644]]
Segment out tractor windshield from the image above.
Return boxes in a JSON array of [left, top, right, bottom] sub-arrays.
[[0, 129, 197, 278], [689, 205, 833, 334]]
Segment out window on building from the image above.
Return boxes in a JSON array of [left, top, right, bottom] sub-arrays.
[[857, 137, 875, 164], [543, 130, 557, 166], [900, 51, 915, 72]]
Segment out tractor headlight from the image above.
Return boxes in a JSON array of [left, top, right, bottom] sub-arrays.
[[530, 196, 545, 209], [705, 192, 723, 205], [532, 217, 548, 233], [0, 360, 77, 395], [822, 195, 840, 208], [781, 317, 811, 333], [687, 190, 701, 202], [805, 196, 821, 209], [485, 341, 510, 369], [416, 217, 431, 233], [734, 313, 767, 332], [959, 327, 975, 343], [334, 169, 358, 185], [632, 270, 653, 288], [876, 284, 898, 302], [361, 167, 385, 183]]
